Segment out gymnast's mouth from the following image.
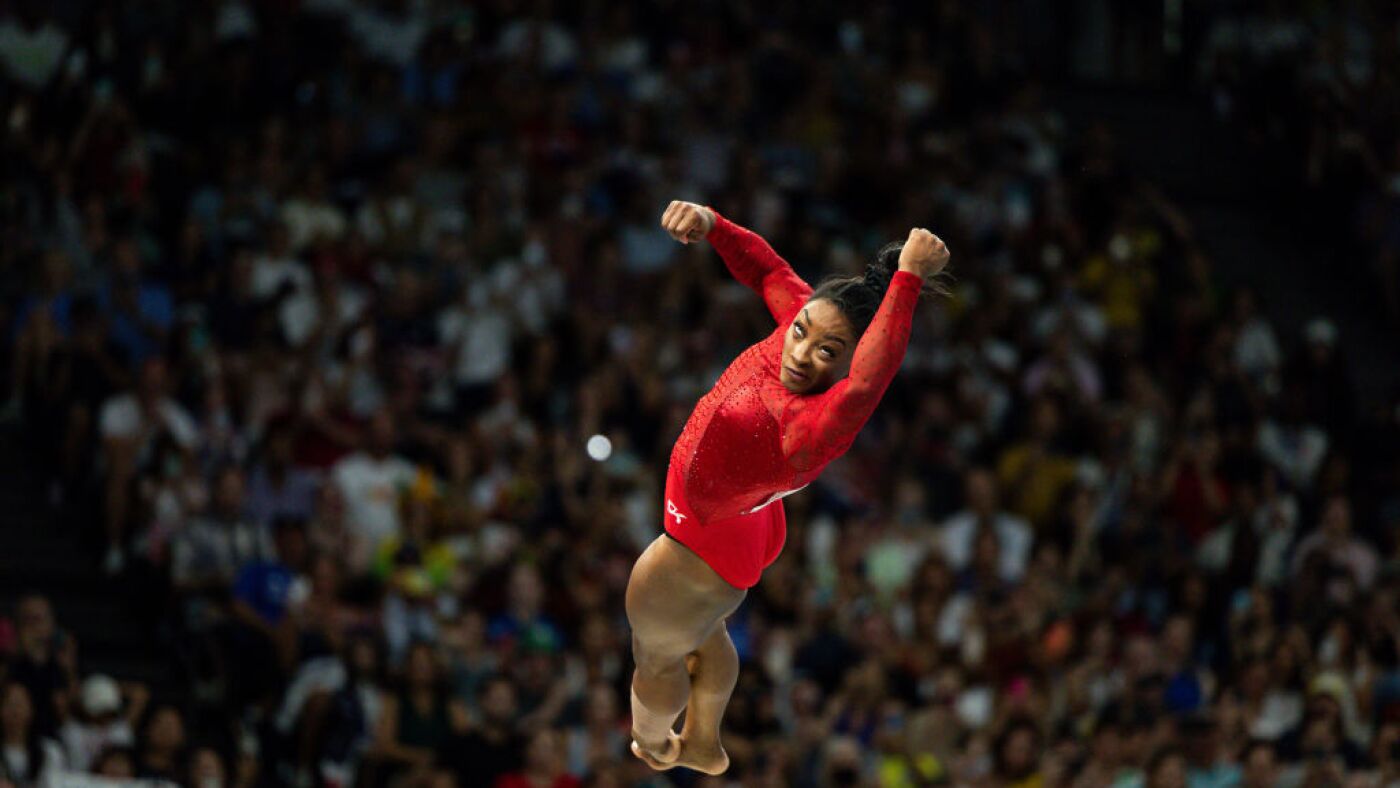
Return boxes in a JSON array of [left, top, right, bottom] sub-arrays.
[[783, 366, 809, 382]]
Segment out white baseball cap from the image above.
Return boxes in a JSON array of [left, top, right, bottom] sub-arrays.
[[81, 674, 121, 717]]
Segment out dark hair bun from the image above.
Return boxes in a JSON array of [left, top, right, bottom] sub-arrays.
[[810, 239, 946, 338], [863, 242, 902, 294]]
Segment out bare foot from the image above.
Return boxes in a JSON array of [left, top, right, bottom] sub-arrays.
[[630, 731, 681, 771], [672, 733, 730, 776]]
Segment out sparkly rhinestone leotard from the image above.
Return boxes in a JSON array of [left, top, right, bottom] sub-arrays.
[[662, 211, 921, 588]]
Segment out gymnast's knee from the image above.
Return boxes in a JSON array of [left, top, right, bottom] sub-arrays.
[[631, 636, 689, 680]]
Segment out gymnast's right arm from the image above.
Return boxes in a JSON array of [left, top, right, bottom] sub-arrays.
[[660, 200, 813, 325]]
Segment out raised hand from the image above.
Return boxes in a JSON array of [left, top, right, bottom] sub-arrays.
[[897, 228, 951, 280], [660, 201, 716, 244]]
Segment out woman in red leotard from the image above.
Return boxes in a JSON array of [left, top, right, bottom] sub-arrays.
[[626, 201, 950, 774]]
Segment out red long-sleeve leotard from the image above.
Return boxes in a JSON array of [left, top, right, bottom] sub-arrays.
[[663, 211, 920, 587]]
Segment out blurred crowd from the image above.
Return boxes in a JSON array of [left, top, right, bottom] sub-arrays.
[[3, 0, 1400, 787], [1199, 0, 1400, 327]]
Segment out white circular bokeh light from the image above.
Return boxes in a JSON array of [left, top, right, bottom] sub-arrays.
[[586, 434, 613, 462]]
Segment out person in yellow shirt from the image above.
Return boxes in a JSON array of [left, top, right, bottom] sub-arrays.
[[374, 467, 463, 598], [1078, 228, 1158, 332], [995, 717, 1045, 788], [877, 708, 951, 786], [997, 398, 1078, 528]]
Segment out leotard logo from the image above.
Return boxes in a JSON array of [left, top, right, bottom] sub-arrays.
[[667, 500, 687, 525]]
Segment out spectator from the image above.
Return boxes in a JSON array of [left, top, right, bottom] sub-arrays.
[[1290, 318, 1356, 446], [135, 705, 186, 782], [441, 610, 497, 713], [993, 717, 1043, 788], [280, 167, 346, 254], [0, 6, 68, 90], [817, 736, 865, 787], [276, 633, 387, 787], [91, 746, 139, 781], [1024, 323, 1103, 405], [1368, 722, 1400, 787], [6, 596, 75, 740], [563, 683, 626, 779], [249, 222, 311, 302], [170, 466, 272, 595], [1159, 428, 1229, 547], [495, 728, 582, 788], [331, 410, 415, 571], [0, 681, 66, 785], [245, 427, 320, 529], [997, 397, 1079, 528], [231, 517, 310, 633], [1161, 616, 1212, 716], [1182, 714, 1240, 788], [98, 238, 175, 368], [1072, 716, 1136, 788], [1291, 496, 1379, 595], [1256, 384, 1330, 494], [940, 467, 1034, 584], [438, 278, 516, 418], [186, 745, 232, 788], [44, 295, 128, 502], [446, 677, 523, 786], [1146, 747, 1189, 788], [487, 565, 562, 657], [1229, 289, 1283, 394], [366, 642, 466, 784], [60, 675, 145, 774], [1239, 739, 1279, 788], [99, 357, 197, 574], [1277, 685, 1367, 772], [377, 476, 461, 660]]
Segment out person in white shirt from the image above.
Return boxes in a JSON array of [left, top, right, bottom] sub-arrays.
[[331, 409, 415, 570], [496, 15, 578, 73], [940, 468, 1034, 584], [279, 260, 368, 351], [1230, 289, 1282, 393], [1256, 389, 1329, 492], [249, 222, 311, 301], [280, 167, 346, 252], [438, 276, 514, 414], [59, 676, 146, 774], [0, 12, 69, 90], [1, 681, 68, 787], [98, 358, 198, 575], [1291, 496, 1379, 593], [169, 466, 273, 594]]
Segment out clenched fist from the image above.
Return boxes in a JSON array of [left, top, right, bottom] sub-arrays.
[[898, 228, 950, 280], [660, 201, 715, 244]]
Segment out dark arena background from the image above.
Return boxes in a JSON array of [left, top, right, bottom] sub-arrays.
[[4, 1, 1400, 786]]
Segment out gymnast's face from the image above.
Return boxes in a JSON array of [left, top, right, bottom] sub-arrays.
[[781, 299, 855, 394]]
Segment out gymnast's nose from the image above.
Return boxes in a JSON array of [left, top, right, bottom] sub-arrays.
[[790, 341, 812, 367]]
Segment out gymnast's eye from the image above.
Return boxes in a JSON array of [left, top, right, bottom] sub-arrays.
[[820, 346, 835, 359], [793, 323, 805, 338]]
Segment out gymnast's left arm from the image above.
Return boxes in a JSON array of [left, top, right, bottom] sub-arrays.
[[781, 229, 949, 470]]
